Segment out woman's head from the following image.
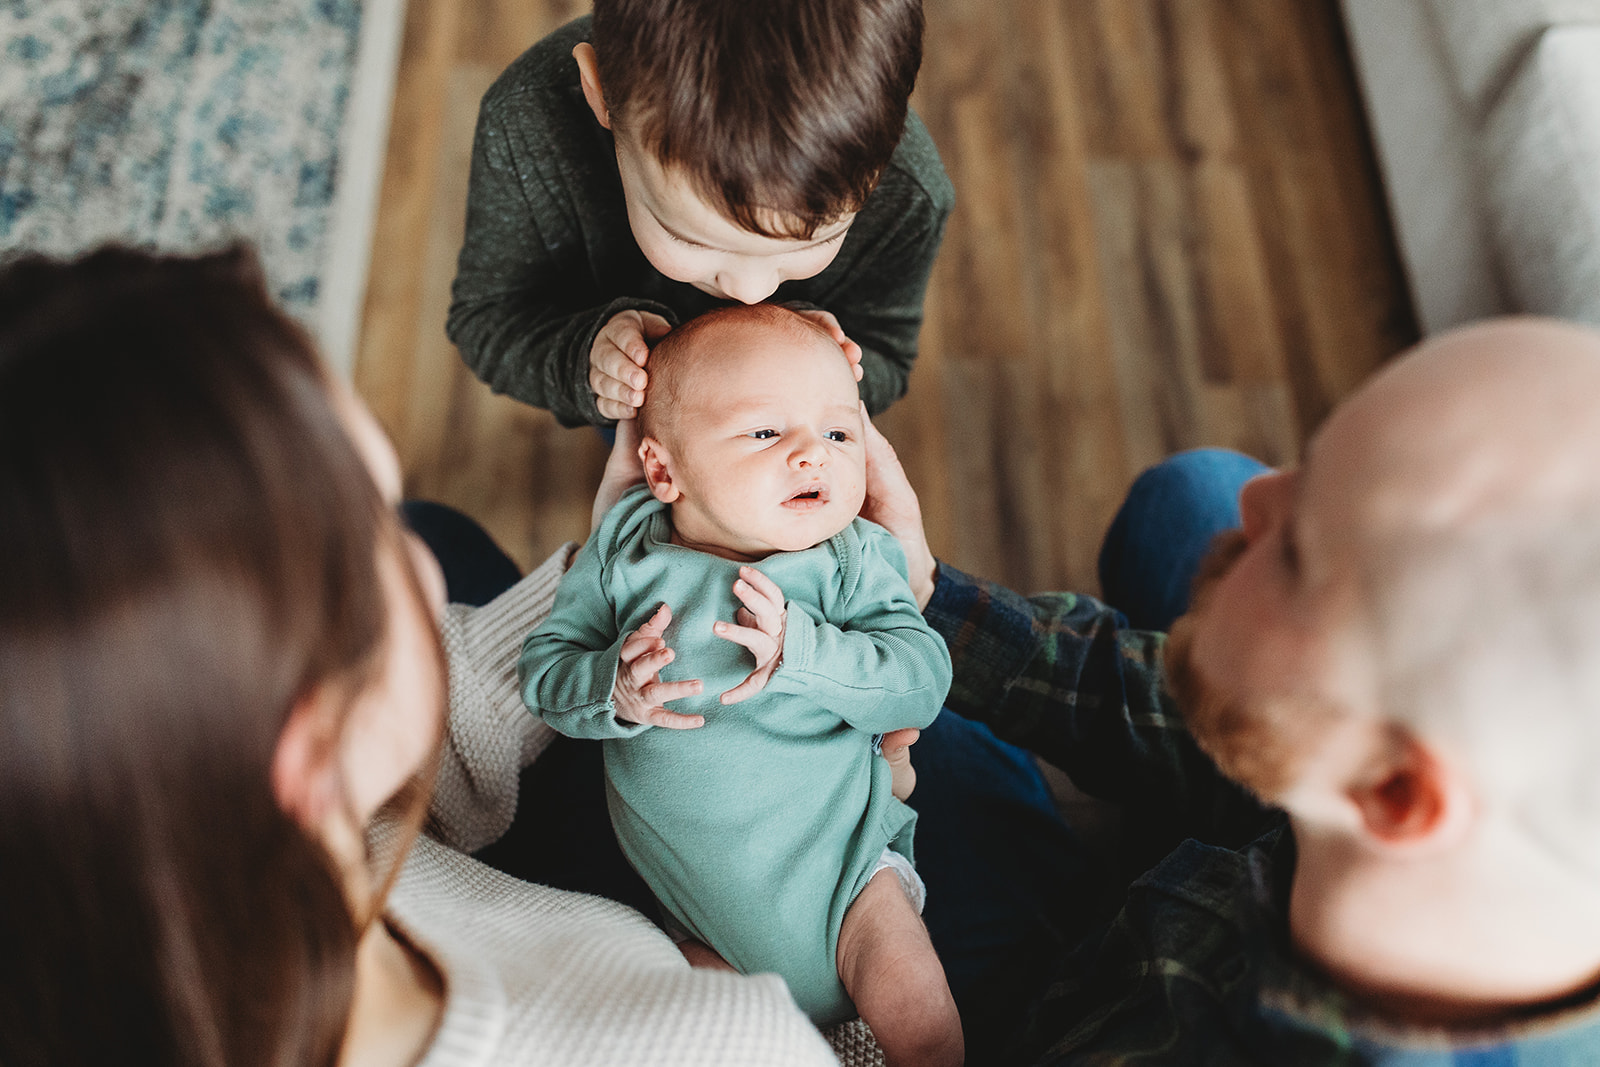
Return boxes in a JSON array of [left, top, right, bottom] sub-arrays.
[[0, 246, 443, 1065]]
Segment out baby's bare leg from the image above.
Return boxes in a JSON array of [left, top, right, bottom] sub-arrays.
[[836, 869, 964, 1067]]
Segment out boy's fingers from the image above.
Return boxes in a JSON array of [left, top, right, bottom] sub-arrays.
[[639, 311, 673, 341], [595, 396, 636, 421], [594, 346, 647, 391]]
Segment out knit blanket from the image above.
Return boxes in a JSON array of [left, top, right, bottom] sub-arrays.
[[0, 0, 361, 330]]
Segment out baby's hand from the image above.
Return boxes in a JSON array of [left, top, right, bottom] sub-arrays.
[[614, 604, 705, 728], [715, 566, 787, 704], [590, 309, 672, 421], [783, 305, 864, 382]]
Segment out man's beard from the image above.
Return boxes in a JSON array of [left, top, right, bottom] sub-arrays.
[[1164, 529, 1331, 802]]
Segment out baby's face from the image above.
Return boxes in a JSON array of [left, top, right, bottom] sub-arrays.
[[647, 319, 866, 561]]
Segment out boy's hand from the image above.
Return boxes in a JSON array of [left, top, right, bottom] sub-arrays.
[[783, 305, 864, 382], [614, 604, 705, 728], [716, 566, 787, 704], [859, 404, 937, 610], [591, 417, 646, 535], [591, 309, 672, 420], [880, 728, 920, 801]]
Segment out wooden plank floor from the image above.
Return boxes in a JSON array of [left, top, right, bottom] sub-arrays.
[[355, 0, 1416, 597]]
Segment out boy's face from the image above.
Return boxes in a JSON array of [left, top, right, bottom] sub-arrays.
[[614, 132, 855, 305], [643, 318, 867, 561]]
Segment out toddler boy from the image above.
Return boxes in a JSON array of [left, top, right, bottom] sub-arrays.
[[519, 305, 962, 1065], [448, 0, 953, 427]]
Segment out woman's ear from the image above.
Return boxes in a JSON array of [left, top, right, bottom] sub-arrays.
[[1347, 729, 1473, 851], [572, 43, 611, 129], [638, 436, 681, 504], [271, 689, 339, 830]]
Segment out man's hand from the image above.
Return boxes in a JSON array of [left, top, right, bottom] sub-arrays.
[[613, 604, 705, 729], [859, 404, 937, 610], [715, 566, 787, 704], [783, 305, 864, 382], [591, 417, 647, 535], [881, 727, 920, 801], [590, 309, 672, 420]]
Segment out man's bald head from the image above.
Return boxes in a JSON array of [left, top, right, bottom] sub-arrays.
[[1172, 317, 1600, 873]]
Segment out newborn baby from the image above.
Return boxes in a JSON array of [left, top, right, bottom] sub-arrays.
[[520, 304, 961, 1065]]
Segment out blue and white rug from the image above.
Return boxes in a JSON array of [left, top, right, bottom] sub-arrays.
[[0, 0, 403, 373]]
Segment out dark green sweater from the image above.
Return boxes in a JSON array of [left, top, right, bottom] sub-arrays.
[[447, 16, 955, 427]]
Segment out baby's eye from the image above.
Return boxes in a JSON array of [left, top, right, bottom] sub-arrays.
[[749, 429, 779, 440], [825, 430, 849, 442]]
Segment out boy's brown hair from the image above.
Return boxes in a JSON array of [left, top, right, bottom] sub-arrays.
[[591, 0, 924, 240]]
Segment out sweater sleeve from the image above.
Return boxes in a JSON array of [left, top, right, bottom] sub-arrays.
[[518, 524, 653, 740], [769, 525, 951, 734], [796, 112, 954, 415], [445, 98, 677, 427], [429, 545, 573, 854]]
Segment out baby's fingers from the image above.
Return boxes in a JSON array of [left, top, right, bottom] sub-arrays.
[[714, 619, 777, 663], [634, 603, 673, 640], [719, 669, 769, 706], [638, 694, 705, 730], [624, 644, 674, 683], [733, 568, 784, 624]]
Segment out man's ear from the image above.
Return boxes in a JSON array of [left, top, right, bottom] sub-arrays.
[[1347, 728, 1473, 850], [639, 436, 681, 504], [572, 43, 611, 129], [271, 688, 340, 830]]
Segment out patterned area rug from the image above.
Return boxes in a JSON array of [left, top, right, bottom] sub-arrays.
[[0, 0, 369, 345]]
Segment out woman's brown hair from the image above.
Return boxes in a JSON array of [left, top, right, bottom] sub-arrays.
[[0, 246, 393, 1065]]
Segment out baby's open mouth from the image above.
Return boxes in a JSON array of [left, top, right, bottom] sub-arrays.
[[786, 485, 829, 505]]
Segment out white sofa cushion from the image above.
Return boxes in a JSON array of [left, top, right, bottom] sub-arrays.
[[1424, 0, 1600, 115], [1483, 25, 1600, 325]]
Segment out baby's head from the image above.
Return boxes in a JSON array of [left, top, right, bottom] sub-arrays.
[[574, 0, 924, 303], [638, 305, 867, 561]]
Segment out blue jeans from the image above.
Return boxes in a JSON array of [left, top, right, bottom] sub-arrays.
[[404, 448, 1264, 1061]]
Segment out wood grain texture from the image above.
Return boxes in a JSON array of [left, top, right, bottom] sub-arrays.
[[355, 0, 1416, 597]]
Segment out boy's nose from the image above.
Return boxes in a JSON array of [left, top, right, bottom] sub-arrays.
[[716, 268, 780, 304]]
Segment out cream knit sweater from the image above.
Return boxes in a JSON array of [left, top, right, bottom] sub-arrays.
[[389, 545, 883, 1065]]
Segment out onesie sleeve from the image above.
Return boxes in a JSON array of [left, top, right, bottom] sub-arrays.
[[430, 544, 571, 853], [769, 524, 951, 733], [518, 520, 651, 740]]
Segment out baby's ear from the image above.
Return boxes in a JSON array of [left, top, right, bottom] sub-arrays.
[[639, 436, 681, 503]]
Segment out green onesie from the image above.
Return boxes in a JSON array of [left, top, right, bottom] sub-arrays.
[[519, 486, 951, 1024]]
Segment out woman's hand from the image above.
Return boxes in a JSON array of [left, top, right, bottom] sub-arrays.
[[859, 405, 937, 610], [715, 566, 787, 704], [592, 417, 648, 535], [613, 604, 705, 728]]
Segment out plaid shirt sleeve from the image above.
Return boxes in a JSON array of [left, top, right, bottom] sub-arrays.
[[923, 561, 1270, 851]]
